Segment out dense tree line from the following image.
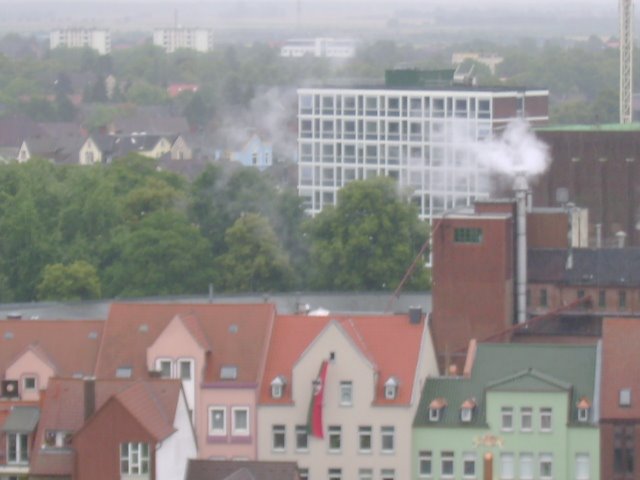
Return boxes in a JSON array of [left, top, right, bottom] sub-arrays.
[[0, 158, 430, 301]]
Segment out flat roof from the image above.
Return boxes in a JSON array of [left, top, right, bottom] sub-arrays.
[[537, 123, 640, 132]]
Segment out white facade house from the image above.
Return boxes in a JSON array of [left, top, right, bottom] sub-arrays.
[[50, 29, 111, 55], [153, 28, 214, 53], [297, 78, 549, 221], [281, 38, 357, 59]]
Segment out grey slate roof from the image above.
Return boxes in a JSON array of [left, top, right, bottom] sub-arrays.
[[528, 248, 640, 287], [414, 343, 598, 429], [90, 133, 174, 161], [185, 460, 299, 480], [2, 406, 40, 433]]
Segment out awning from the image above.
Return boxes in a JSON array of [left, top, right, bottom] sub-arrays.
[[1, 406, 40, 433]]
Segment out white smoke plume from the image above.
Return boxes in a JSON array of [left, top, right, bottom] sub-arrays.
[[474, 119, 551, 178]]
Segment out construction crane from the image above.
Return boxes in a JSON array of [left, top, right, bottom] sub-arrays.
[[620, 0, 634, 124]]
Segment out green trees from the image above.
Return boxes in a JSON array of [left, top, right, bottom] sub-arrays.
[[37, 261, 101, 300], [307, 177, 430, 291]]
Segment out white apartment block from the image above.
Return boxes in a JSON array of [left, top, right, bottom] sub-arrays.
[[153, 28, 214, 53], [297, 77, 548, 222], [50, 29, 111, 55], [281, 38, 357, 59]]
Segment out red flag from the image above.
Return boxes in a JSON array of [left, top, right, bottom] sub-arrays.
[[307, 360, 328, 438]]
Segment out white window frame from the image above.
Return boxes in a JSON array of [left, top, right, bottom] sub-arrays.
[[231, 406, 250, 436], [620, 388, 632, 406], [271, 383, 283, 398], [381, 426, 395, 454], [500, 452, 514, 480], [441, 451, 455, 478], [339, 381, 353, 406], [419, 450, 433, 477], [7, 433, 29, 464], [328, 425, 342, 453], [461, 407, 472, 422], [156, 357, 173, 378], [272, 424, 286, 452], [381, 468, 395, 480], [208, 406, 226, 436], [520, 406, 533, 432], [501, 407, 513, 431], [359, 468, 374, 480], [22, 375, 37, 391], [299, 468, 309, 480], [429, 408, 440, 422], [120, 442, 149, 474], [539, 453, 553, 480], [577, 407, 589, 422], [358, 425, 372, 453], [177, 358, 194, 380], [463, 451, 476, 479], [295, 425, 309, 452], [575, 453, 590, 480], [519, 452, 534, 480], [540, 407, 553, 432], [328, 468, 342, 480]]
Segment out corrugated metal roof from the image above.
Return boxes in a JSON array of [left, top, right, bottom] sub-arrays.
[[2, 406, 40, 432]]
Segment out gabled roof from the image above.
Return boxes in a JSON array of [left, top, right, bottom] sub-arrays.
[[7, 343, 60, 373], [185, 460, 299, 480], [109, 106, 189, 136], [528, 248, 640, 287], [0, 113, 42, 147], [0, 320, 103, 379], [259, 313, 427, 406], [88, 133, 173, 158], [95, 303, 275, 383], [601, 318, 640, 419], [414, 343, 598, 428]]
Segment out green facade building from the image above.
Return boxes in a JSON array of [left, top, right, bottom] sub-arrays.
[[413, 343, 600, 480]]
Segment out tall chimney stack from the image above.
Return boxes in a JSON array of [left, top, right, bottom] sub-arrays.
[[514, 173, 529, 324]]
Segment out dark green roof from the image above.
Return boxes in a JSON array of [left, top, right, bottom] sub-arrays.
[[385, 69, 456, 88], [414, 343, 597, 428]]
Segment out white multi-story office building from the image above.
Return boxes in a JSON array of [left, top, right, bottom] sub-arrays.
[[281, 38, 357, 59], [297, 70, 549, 221], [50, 29, 111, 55], [153, 28, 213, 53]]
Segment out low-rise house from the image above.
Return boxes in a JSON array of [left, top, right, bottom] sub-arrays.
[[185, 459, 300, 480], [413, 343, 600, 480], [94, 303, 276, 460], [79, 133, 174, 164], [215, 132, 273, 170], [108, 105, 190, 136], [257, 310, 437, 480], [17, 123, 86, 164]]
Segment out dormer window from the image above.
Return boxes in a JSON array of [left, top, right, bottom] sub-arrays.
[[429, 397, 447, 422], [271, 376, 286, 399], [384, 377, 399, 400], [577, 397, 591, 422], [460, 398, 476, 422]]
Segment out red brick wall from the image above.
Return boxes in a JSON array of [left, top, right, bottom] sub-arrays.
[[601, 422, 640, 480], [524, 95, 549, 118], [73, 400, 156, 480], [528, 283, 640, 315]]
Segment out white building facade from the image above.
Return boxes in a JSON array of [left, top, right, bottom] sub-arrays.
[[153, 28, 214, 53], [50, 29, 111, 55], [281, 38, 357, 59], [297, 83, 548, 221]]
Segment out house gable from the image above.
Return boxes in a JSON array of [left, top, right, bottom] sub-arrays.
[[5, 346, 57, 399]]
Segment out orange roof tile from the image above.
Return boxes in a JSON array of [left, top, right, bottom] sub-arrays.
[[576, 397, 591, 409], [0, 320, 103, 378], [461, 398, 477, 409], [95, 303, 275, 383], [259, 314, 427, 406], [429, 397, 448, 409]]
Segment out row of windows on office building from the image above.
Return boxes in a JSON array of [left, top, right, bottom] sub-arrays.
[[271, 424, 396, 455], [299, 94, 493, 120], [298, 467, 397, 480], [529, 287, 636, 310], [418, 450, 591, 480], [298, 119, 492, 142]]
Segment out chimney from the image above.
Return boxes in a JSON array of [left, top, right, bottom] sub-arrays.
[[514, 173, 529, 324], [409, 306, 423, 324], [448, 364, 458, 376], [84, 378, 96, 421]]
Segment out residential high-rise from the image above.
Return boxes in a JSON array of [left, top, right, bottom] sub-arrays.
[[297, 69, 549, 221], [50, 29, 111, 55], [153, 28, 214, 53]]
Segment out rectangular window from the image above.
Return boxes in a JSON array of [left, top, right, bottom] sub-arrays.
[[441, 451, 454, 477], [359, 426, 372, 453], [299, 468, 309, 480], [520, 453, 534, 479], [328, 468, 342, 480], [540, 289, 548, 307], [463, 452, 476, 478], [359, 468, 373, 480], [620, 388, 632, 406], [454, 227, 483, 243], [540, 407, 552, 431], [158, 359, 172, 378], [120, 442, 149, 474], [419, 450, 432, 477], [575, 453, 590, 480], [619, 290, 627, 309], [340, 381, 353, 406], [328, 425, 341, 452], [540, 453, 553, 479], [23, 376, 37, 391], [209, 407, 226, 435], [500, 452, 514, 479], [381, 426, 395, 453], [520, 407, 533, 431], [295, 425, 308, 451], [7, 433, 29, 464], [577, 289, 585, 299], [381, 468, 395, 480], [599, 290, 606, 308], [178, 359, 192, 380], [272, 425, 286, 451], [231, 407, 249, 436], [501, 407, 513, 431]]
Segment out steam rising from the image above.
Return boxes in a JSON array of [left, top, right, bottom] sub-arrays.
[[474, 119, 550, 178]]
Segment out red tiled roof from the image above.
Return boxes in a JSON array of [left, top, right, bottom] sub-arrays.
[[576, 397, 591, 409], [601, 317, 640, 419], [0, 320, 103, 378], [429, 397, 448, 409], [95, 303, 275, 383], [259, 314, 426, 405]]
